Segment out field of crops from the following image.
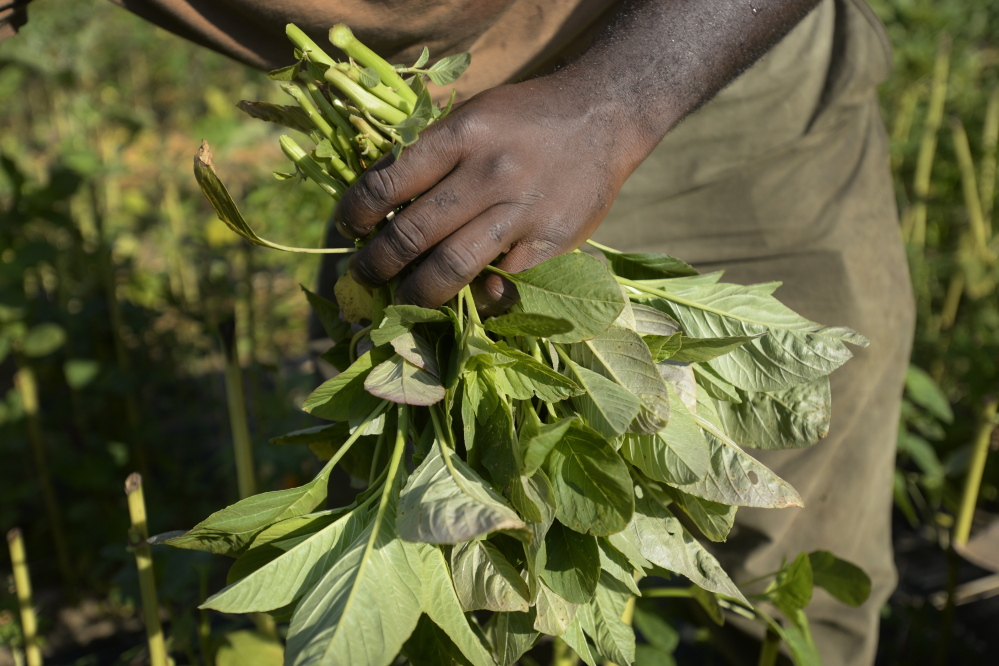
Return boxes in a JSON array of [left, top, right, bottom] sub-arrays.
[[1, 0, 998, 664]]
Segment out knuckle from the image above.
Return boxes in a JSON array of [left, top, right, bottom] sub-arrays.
[[435, 242, 479, 284], [383, 215, 430, 264], [358, 167, 401, 212]]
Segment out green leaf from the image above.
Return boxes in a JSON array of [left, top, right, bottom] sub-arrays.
[[364, 353, 445, 406], [534, 582, 578, 636], [601, 251, 698, 280], [576, 572, 636, 666], [216, 629, 283, 666], [905, 364, 954, 423], [494, 354, 582, 403], [546, 423, 634, 536], [21, 323, 65, 357], [561, 617, 599, 666], [521, 414, 577, 477], [657, 361, 697, 413], [659, 486, 736, 543], [632, 605, 679, 654], [371, 304, 450, 346], [302, 285, 351, 343], [624, 481, 747, 604], [485, 610, 538, 666], [357, 66, 380, 88], [426, 52, 472, 86], [451, 539, 531, 612], [483, 312, 574, 338], [268, 62, 300, 80], [303, 347, 392, 420], [714, 377, 831, 450], [563, 357, 642, 440], [492, 253, 625, 343], [621, 392, 709, 486], [225, 511, 340, 584], [285, 485, 424, 666], [158, 463, 336, 555], [641, 280, 867, 391], [403, 615, 474, 666], [634, 645, 677, 666], [269, 422, 346, 447], [415, 544, 497, 666], [692, 364, 741, 403], [644, 333, 683, 362], [673, 411, 803, 509], [203, 507, 370, 612], [237, 100, 314, 133], [412, 47, 430, 69], [631, 304, 682, 337], [64, 359, 99, 389], [670, 334, 761, 363], [768, 552, 813, 617], [571, 325, 671, 434], [771, 610, 822, 666], [540, 521, 600, 604], [397, 441, 527, 544], [598, 538, 642, 596], [390, 330, 440, 376], [808, 551, 871, 607]]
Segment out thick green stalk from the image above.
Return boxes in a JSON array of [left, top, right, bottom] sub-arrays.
[[300, 77, 358, 138], [219, 319, 256, 500], [14, 365, 74, 588], [334, 62, 413, 114], [950, 116, 990, 247], [125, 473, 168, 666], [7, 528, 42, 666], [953, 397, 998, 547], [349, 116, 392, 152], [328, 24, 418, 107], [279, 135, 348, 199], [905, 33, 951, 248], [282, 83, 337, 142], [757, 625, 782, 666], [285, 24, 336, 68], [324, 67, 409, 125]]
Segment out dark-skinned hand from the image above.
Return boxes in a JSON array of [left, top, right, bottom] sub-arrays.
[[334, 0, 822, 314]]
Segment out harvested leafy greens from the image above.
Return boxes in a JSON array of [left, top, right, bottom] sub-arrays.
[[167, 23, 870, 666]]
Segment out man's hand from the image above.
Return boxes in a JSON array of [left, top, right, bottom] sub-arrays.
[[335, 0, 821, 312]]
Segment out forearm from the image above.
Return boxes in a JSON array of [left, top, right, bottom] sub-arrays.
[[551, 0, 822, 163]]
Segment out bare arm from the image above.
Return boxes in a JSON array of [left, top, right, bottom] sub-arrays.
[[336, 0, 822, 310]]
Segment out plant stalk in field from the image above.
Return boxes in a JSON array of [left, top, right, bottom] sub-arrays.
[[7, 528, 42, 666], [125, 473, 168, 666]]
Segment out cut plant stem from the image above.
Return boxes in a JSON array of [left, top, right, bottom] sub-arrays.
[[324, 66, 409, 125], [300, 77, 358, 138], [219, 318, 256, 499], [285, 23, 336, 68], [14, 365, 74, 588], [335, 62, 413, 115], [953, 397, 999, 547], [279, 135, 349, 197], [281, 83, 338, 143], [125, 473, 168, 666], [7, 529, 42, 666], [328, 24, 418, 108], [350, 116, 392, 153]]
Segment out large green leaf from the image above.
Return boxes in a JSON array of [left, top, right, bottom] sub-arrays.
[[364, 353, 445, 406], [669, 334, 761, 363], [641, 280, 867, 391], [576, 572, 636, 666], [485, 610, 538, 666], [630, 304, 681, 337], [571, 325, 671, 434], [493, 351, 582, 403], [624, 482, 747, 604], [534, 582, 578, 636], [621, 392, 709, 486], [714, 377, 831, 450], [303, 347, 391, 420], [670, 410, 802, 509], [226, 511, 340, 584], [521, 413, 576, 477], [598, 538, 642, 596], [600, 250, 698, 280], [808, 551, 871, 607], [204, 507, 370, 612], [397, 442, 527, 543], [483, 312, 574, 338], [490, 253, 625, 343], [540, 521, 600, 604], [451, 540, 531, 612], [563, 357, 642, 440], [402, 615, 474, 666], [285, 485, 423, 666], [561, 617, 599, 666], [390, 330, 440, 376], [546, 424, 634, 536], [159, 462, 337, 555], [415, 543, 496, 666], [659, 486, 736, 543]]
